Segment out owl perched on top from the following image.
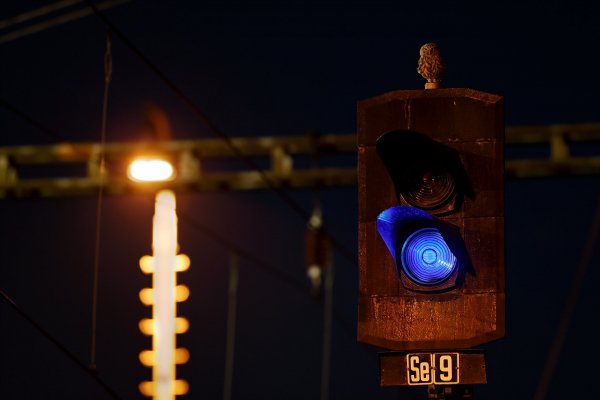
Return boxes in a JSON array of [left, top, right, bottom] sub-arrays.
[[417, 43, 444, 88]]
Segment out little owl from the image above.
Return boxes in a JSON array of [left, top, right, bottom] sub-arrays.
[[417, 43, 444, 88]]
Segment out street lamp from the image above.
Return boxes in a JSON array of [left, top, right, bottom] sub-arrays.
[[127, 156, 176, 182], [130, 158, 190, 400]]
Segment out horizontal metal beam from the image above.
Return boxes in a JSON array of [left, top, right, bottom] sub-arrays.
[[0, 134, 357, 164], [505, 122, 600, 177], [0, 123, 599, 199], [0, 168, 358, 199], [506, 157, 600, 178], [2, 122, 599, 163], [505, 122, 600, 144]]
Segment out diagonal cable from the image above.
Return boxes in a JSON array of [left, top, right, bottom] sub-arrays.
[[0, 289, 124, 400], [81, 0, 358, 267], [0, 99, 65, 143], [176, 207, 357, 339], [534, 194, 600, 400], [0, 0, 81, 30], [89, 29, 113, 370], [0, 99, 358, 339], [0, 0, 131, 44]]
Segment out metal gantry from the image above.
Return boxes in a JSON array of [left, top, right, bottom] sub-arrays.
[[0, 123, 599, 199], [504, 123, 600, 178]]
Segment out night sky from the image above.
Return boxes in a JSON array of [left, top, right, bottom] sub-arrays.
[[1, 1, 600, 399]]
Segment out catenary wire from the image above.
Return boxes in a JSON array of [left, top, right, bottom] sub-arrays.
[[0, 99, 65, 143], [0, 289, 124, 400], [176, 206, 357, 339], [534, 194, 600, 400], [89, 30, 112, 370], [0, 0, 81, 30], [223, 251, 239, 400], [81, 0, 358, 268], [0, 98, 358, 339], [0, 0, 131, 44]]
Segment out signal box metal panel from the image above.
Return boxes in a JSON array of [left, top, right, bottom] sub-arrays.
[[357, 88, 505, 350]]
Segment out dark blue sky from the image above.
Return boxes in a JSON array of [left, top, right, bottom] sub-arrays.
[[1, 1, 599, 399]]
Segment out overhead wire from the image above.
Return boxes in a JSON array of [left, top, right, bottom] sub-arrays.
[[0, 101, 358, 339], [308, 136, 345, 398], [1, 2, 364, 389], [223, 251, 239, 400], [0, 21, 121, 398], [0, 190, 355, 400], [81, 0, 358, 268], [0, 99, 65, 143], [89, 29, 112, 370], [0, 289, 124, 400], [534, 194, 600, 400], [0, 0, 131, 44], [177, 208, 307, 293], [320, 248, 334, 400], [176, 206, 357, 339], [4, 4, 600, 397], [0, 0, 81, 30]]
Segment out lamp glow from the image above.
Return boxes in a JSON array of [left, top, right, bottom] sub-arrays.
[[139, 190, 190, 399], [139, 318, 154, 335], [173, 380, 189, 396], [401, 227, 457, 285], [128, 158, 175, 182], [175, 254, 190, 272], [175, 285, 190, 302], [139, 350, 155, 367], [174, 348, 190, 364], [139, 255, 154, 274], [377, 205, 460, 288], [139, 288, 154, 305], [174, 317, 189, 334]]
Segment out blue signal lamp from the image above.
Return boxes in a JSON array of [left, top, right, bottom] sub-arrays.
[[377, 206, 468, 292]]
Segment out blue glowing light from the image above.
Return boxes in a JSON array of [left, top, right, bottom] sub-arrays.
[[401, 227, 457, 285], [376, 206, 432, 265], [376, 206, 458, 286]]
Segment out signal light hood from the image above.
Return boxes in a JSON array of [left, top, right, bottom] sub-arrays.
[[376, 129, 474, 215]]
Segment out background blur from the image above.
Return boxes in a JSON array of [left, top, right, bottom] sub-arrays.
[[1, 1, 599, 399]]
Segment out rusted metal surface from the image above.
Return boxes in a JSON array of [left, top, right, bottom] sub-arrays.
[[357, 88, 505, 350]]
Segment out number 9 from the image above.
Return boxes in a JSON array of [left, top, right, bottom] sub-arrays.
[[438, 355, 453, 382]]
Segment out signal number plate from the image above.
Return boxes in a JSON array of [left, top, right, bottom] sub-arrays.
[[406, 352, 459, 385]]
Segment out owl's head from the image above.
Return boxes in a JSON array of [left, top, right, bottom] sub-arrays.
[[420, 43, 440, 58]]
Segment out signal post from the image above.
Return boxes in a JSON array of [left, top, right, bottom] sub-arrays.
[[357, 44, 505, 398]]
